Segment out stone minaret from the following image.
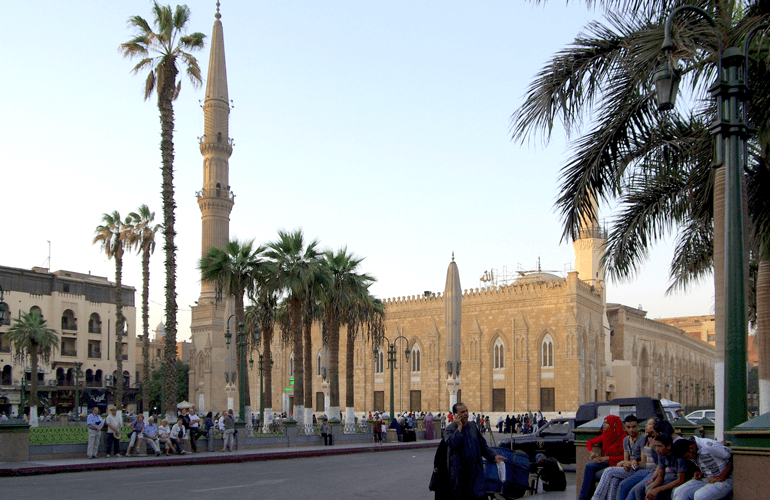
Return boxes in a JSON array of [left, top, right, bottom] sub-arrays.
[[444, 253, 462, 412], [189, 2, 234, 415]]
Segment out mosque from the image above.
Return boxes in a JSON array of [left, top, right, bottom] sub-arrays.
[[187, 5, 715, 418]]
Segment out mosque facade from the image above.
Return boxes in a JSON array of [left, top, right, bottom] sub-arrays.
[[187, 5, 714, 417]]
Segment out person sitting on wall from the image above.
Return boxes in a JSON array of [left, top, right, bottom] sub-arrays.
[[389, 416, 403, 441], [634, 433, 687, 500], [170, 417, 187, 454], [141, 416, 162, 457], [158, 419, 172, 456], [125, 413, 146, 457], [670, 437, 732, 500], [591, 415, 647, 500], [577, 414, 626, 500]]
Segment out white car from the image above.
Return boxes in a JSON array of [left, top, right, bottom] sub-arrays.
[[685, 409, 716, 421]]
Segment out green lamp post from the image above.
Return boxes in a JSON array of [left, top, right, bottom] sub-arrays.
[[74, 362, 83, 415], [225, 312, 261, 424], [373, 335, 410, 419], [655, 5, 768, 434]]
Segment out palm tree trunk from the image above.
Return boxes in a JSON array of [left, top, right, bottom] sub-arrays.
[[234, 292, 250, 407], [344, 322, 356, 433], [290, 296, 304, 420], [115, 252, 124, 410], [142, 248, 151, 413], [328, 307, 340, 419], [29, 343, 40, 407], [758, 252, 770, 414], [303, 313, 313, 413], [263, 324, 273, 409], [159, 60, 179, 419]]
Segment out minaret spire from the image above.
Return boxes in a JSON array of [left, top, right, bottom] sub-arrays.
[[444, 255, 462, 411], [190, 1, 234, 421]]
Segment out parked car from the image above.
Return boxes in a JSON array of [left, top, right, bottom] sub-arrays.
[[685, 409, 716, 421], [661, 399, 685, 422], [500, 397, 668, 465], [498, 418, 576, 464]]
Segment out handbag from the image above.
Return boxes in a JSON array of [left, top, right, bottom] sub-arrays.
[[428, 469, 439, 491]]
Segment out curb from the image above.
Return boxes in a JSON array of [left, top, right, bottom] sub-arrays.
[[0, 441, 439, 477]]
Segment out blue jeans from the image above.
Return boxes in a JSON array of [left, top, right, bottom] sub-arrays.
[[619, 469, 653, 500], [578, 461, 609, 500]]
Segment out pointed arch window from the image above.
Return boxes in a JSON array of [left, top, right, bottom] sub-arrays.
[[375, 348, 384, 374], [289, 351, 294, 377], [411, 345, 421, 373], [542, 334, 554, 368], [494, 338, 505, 369], [316, 351, 322, 376]]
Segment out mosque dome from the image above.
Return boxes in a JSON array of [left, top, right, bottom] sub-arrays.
[[515, 272, 562, 284]]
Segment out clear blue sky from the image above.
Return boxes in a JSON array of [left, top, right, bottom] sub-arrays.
[[1, 1, 714, 340]]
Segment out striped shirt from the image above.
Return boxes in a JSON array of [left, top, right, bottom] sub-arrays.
[[691, 436, 731, 477]]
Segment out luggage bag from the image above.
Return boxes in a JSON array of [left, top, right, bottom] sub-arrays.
[[484, 447, 530, 499]]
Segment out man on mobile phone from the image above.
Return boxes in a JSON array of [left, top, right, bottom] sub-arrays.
[[442, 402, 506, 500]]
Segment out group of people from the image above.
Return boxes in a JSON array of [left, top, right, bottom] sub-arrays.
[[579, 414, 733, 500], [496, 412, 547, 434], [83, 405, 238, 458]]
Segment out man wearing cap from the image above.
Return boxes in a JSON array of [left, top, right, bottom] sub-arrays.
[[671, 437, 732, 500]]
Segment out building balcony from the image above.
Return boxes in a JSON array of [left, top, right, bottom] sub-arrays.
[[88, 349, 101, 359], [61, 349, 77, 357]]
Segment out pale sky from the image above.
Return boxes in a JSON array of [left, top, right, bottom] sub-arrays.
[[1, 1, 714, 342]]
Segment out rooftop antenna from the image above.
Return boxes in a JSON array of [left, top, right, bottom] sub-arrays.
[[42, 240, 51, 269]]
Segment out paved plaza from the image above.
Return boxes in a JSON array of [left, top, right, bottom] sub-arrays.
[[0, 438, 576, 500]]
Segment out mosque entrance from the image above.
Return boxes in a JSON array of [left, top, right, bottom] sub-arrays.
[[492, 389, 506, 411], [374, 391, 384, 412], [540, 388, 555, 412]]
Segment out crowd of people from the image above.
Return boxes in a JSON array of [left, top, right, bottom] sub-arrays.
[[82, 405, 242, 458], [578, 414, 733, 500]]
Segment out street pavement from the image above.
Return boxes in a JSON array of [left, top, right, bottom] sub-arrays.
[[0, 435, 576, 499]]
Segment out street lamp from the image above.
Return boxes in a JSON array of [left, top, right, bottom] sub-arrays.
[[373, 335, 410, 419], [224, 312, 261, 424], [655, 5, 768, 434]]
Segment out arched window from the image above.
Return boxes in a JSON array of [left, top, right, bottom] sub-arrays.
[[95, 369, 103, 387], [88, 313, 101, 334], [30, 306, 43, 318], [411, 345, 421, 373], [375, 348, 384, 374], [61, 309, 77, 331], [1, 365, 11, 385], [542, 334, 554, 368], [289, 351, 294, 377], [494, 338, 505, 369], [0, 302, 10, 325], [316, 351, 322, 376]]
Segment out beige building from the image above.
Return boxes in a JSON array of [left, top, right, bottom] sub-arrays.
[[0, 265, 137, 415], [655, 315, 716, 346]]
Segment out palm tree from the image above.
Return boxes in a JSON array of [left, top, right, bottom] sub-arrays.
[[246, 264, 280, 430], [120, 2, 206, 417], [93, 211, 128, 410], [4, 311, 59, 426], [125, 205, 160, 414], [511, 0, 770, 429], [344, 292, 384, 431], [321, 247, 375, 427], [302, 272, 327, 425], [265, 229, 322, 431], [199, 239, 265, 411]]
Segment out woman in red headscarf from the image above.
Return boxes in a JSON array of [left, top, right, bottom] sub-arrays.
[[578, 415, 626, 500]]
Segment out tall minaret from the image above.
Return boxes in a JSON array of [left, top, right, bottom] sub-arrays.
[[189, 1, 234, 415], [444, 253, 462, 412]]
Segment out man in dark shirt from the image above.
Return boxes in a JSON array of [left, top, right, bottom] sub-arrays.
[[443, 402, 505, 500]]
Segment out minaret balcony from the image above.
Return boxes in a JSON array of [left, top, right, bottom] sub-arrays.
[[199, 141, 233, 156], [196, 187, 235, 200], [576, 225, 607, 240]]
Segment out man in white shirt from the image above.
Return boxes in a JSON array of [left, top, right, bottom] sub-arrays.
[[188, 408, 202, 453], [86, 407, 103, 458], [671, 436, 732, 500]]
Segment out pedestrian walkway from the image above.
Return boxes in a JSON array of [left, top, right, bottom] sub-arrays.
[[0, 439, 437, 477]]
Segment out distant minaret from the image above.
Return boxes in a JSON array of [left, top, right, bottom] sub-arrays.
[[444, 253, 462, 412], [189, 1, 234, 415], [573, 195, 605, 290]]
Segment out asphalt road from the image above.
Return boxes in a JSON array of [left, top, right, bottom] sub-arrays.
[[0, 448, 438, 500]]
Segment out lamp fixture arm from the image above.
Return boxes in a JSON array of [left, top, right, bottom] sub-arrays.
[[662, 5, 717, 52]]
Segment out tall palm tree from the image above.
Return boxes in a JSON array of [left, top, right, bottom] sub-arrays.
[[344, 292, 384, 431], [120, 2, 206, 417], [302, 272, 327, 425], [321, 247, 374, 426], [125, 205, 160, 414], [199, 239, 265, 410], [511, 0, 770, 430], [93, 211, 128, 410], [265, 229, 322, 431], [247, 263, 280, 430], [3, 310, 58, 426]]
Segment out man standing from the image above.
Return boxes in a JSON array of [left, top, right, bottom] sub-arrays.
[[187, 408, 202, 453], [671, 437, 732, 500], [86, 406, 103, 459], [221, 409, 235, 452], [443, 402, 506, 500]]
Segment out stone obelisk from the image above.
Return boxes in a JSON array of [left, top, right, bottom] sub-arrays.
[[189, 2, 234, 416], [445, 253, 462, 412]]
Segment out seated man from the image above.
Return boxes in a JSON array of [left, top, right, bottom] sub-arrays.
[[141, 417, 162, 457], [125, 414, 146, 457], [631, 434, 687, 500], [671, 437, 732, 500], [158, 419, 172, 456]]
